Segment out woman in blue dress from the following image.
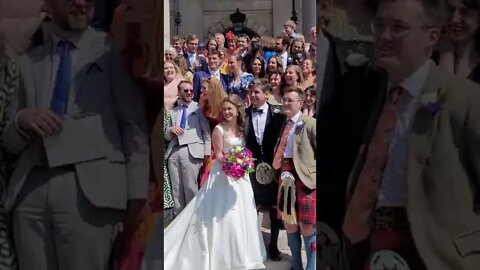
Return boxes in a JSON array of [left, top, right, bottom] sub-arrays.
[[226, 54, 254, 100]]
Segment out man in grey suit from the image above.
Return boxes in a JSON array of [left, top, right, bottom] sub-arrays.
[[2, 1, 149, 269], [165, 80, 211, 214]]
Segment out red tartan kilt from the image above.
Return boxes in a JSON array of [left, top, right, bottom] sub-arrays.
[[276, 160, 316, 225]]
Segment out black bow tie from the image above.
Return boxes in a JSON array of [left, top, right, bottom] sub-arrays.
[[253, 108, 264, 114]]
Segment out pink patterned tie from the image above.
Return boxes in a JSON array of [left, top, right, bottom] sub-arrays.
[[343, 86, 404, 243]]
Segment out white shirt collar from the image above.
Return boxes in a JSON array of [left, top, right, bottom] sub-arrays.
[[388, 60, 432, 99], [254, 102, 269, 113], [289, 111, 302, 123], [209, 68, 219, 75]]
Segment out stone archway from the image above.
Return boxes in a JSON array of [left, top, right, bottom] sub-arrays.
[[206, 15, 269, 39]]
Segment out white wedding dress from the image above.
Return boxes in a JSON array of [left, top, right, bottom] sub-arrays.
[[164, 125, 267, 270]]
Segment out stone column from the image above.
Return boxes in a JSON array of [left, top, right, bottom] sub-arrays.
[[164, 0, 170, 48], [302, 0, 316, 36]]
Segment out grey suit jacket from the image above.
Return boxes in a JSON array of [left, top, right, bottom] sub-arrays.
[[164, 101, 211, 160], [3, 27, 150, 211]]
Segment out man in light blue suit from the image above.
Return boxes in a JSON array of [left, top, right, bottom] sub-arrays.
[[165, 80, 211, 214]]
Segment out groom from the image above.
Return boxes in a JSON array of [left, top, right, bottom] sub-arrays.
[[275, 88, 316, 270], [245, 79, 285, 261]]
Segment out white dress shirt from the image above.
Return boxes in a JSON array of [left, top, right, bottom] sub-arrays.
[[209, 68, 220, 80], [252, 103, 269, 145], [377, 60, 432, 207], [283, 111, 301, 158], [187, 52, 196, 65], [280, 51, 288, 70]]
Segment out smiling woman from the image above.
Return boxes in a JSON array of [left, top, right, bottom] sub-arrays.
[[437, 0, 480, 83]]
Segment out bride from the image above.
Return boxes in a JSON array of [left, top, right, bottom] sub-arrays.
[[162, 94, 267, 270]]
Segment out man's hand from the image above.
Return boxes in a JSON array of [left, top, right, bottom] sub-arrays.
[[169, 127, 184, 137], [17, 108, 63, 138], [192, 59, 201, 69]]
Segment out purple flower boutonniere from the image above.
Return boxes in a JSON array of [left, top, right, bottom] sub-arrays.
[[420, 91, 445, 115], [296, 121, 305, 130]]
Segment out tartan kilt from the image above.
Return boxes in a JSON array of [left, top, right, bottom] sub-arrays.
[[276, 160, 316, 225]]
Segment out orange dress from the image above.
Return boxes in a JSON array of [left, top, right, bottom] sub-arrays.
[[198, 94, 223, 187]]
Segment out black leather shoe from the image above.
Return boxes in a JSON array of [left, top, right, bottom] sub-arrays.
[[268, 246, 282, 261]]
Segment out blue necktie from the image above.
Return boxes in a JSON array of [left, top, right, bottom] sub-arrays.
[[50, 41, 73, 116], [180, 105, 188, 129]]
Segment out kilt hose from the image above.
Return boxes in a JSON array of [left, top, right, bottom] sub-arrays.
[[276, 159, 316, 225], [363, 207, 426, 270]]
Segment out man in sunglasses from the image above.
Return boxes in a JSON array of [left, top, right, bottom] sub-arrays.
[[165, 81, 211, 215], [2, 0, 149, 269]]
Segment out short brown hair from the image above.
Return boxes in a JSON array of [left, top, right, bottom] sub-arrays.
[[171, 35, 184, 44], [277, 35, 291, 47], [186, 34, 199, 43], [177, 80, 192, 91], [207, 50, 221, 57], [237, 33, 251, 43], [285, 87, 306, 101], [249, 78, 271, 93]]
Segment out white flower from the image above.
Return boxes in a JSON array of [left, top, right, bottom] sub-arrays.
[[273, 108, 281, 114], [345, 52, 368, 67]]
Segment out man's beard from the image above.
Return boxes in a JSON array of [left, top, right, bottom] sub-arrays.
[[66, 14, 90, 32]]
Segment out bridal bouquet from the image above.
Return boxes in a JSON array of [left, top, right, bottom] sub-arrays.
[[221, 146, 255, 180]]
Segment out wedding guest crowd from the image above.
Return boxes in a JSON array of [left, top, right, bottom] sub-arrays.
[[162, 15, 317, 270], [317, 0, 480, 270]]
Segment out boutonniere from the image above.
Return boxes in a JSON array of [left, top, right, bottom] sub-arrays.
[[420, 90, 446, 115], [296, 121, 305, 130], [345, 45, 370, 67], [273, 108, 281, 114], [345, 51, 369, 67]]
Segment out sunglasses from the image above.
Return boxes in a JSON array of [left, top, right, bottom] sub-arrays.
[[183, 89, 194, 93]]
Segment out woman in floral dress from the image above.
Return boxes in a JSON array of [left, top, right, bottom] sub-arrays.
[[226, 54, 254, 102]]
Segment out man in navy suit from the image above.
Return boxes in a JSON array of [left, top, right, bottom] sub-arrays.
[[183, 34, 208, 73], [192, 50, 229, 101]]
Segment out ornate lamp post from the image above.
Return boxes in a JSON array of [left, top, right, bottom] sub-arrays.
[[291, 0, 298, 23], [230, 8, 246, 34], [174, 12, 181, 34]]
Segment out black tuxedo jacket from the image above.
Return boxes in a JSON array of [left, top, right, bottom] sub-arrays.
[[316, 31, 385, 235], [245, 103, 286, 164], [245, 103, 285, 206]]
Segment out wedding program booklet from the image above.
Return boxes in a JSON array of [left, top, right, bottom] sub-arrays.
[[177, 128, 200, 146], [43, 114, 110, 168]]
